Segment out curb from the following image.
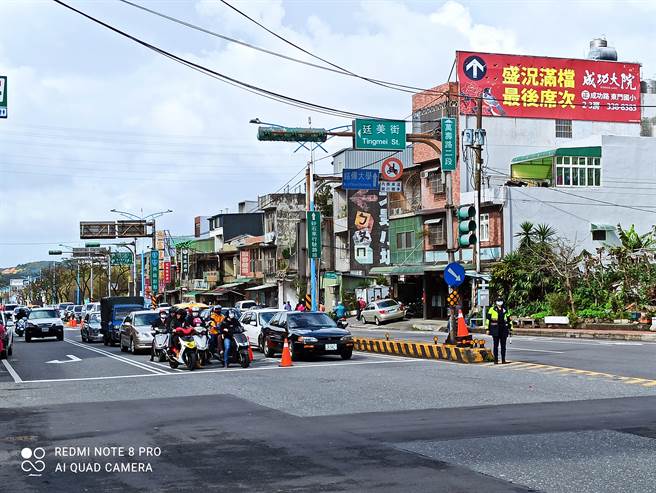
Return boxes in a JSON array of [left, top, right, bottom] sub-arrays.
[[354, 337, 492, 364]]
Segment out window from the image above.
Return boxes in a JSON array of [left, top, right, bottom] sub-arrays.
[[555, 156, 601, 187], [555, 119, 572, 138], [396, 231, 415, 249], [592, 230, 607, 241], [480, 213, 490, 242], [428, 171, 445, 194], [427, 221, 445, 246]]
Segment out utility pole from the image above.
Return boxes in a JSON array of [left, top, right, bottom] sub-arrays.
[[474, 97, 484, 275], [106, 247, 112, 297], [308, 116, 318, 312]]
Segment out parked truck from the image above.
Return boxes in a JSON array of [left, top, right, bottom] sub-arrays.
[[101, 296, 144, 346]]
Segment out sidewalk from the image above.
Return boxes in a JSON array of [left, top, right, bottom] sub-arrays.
[[347, 317, 656, 342]]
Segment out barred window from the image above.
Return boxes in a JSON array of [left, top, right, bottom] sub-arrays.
[[555, 119, 572, 138], [428, 171, 445, 194], [427, 221, 445, 245]]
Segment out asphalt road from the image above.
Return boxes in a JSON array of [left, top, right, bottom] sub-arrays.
[[1, 327, 656, 492], [349, 323, 656, 380]]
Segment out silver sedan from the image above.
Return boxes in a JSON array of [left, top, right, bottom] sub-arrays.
[[360, 299, 406, 326]]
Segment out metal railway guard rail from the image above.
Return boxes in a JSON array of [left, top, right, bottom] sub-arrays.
[[353, 337, 493, 364]]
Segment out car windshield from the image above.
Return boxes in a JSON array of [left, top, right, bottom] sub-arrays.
[[90, 313, 101, 323], [115, 306, 140, 320], [134, 313, 158, 326], [378, 300, 398, 308], [288, 313, 337, 329], [74, 306, 83, 312], [30, 310, 59, 320], [259, 311, 278, 324]]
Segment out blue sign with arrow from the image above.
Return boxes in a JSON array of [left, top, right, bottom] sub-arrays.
[[444, 262, 466, 287], [463, 55, 486, 81]]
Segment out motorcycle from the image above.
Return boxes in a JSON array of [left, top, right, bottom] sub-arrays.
[[167, 327, 199, 371], [193, 325, 212, 367], [15, 319, 26, 337], [225, 328, 251, 369], [150, 327, 170, 363]]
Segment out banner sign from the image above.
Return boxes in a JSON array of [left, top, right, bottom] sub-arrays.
[[150, 250, 160, 294], [342, 169, 380, 190], [163, 261, 171, 284], [348, 190, 390, 273], [181, 249, 189, 277], [457, 51, 641, 123]]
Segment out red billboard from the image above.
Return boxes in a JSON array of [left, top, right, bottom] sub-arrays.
[[457, 51, 641, 123]]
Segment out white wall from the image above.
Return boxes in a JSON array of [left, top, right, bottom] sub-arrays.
[[503, 135, 656, 253], [459, 114, 641, 193]]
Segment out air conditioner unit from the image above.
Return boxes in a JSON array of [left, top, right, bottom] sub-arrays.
[[421, 171, 430, 179]]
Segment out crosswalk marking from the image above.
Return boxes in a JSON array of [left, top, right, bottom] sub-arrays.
[[491, 361, 656, 388]]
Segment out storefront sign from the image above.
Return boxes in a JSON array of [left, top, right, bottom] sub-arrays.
[[457, 51, 641, 122], [348, 189, 390, 273]]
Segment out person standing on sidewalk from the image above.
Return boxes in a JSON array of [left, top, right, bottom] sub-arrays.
[[486, 298, 511, 364], [356, 297, 366, 320]]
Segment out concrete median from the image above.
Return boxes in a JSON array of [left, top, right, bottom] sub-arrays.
[[353, 337, 493, 364]]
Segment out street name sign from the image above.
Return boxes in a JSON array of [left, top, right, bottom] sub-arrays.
[[444, 262, 466, 287], [342, 169, 379, 190], [0, 76, 6, 118], [353, 119, 406, 150], [441, 117, 457, 171], [150, 250, 160, 293], [257, 126, 327, 142], [111, 252, 133, 266], [307, 211, 322, 258]]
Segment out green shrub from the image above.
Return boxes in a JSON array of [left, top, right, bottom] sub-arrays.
[[546, 292, 568, 316], [576, 307, 612, 320]]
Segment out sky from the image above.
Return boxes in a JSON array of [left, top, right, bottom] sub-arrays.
[[1, 0, 655, 267]]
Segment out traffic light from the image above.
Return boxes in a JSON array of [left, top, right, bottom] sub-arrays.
[[457, 205, 476, 247]]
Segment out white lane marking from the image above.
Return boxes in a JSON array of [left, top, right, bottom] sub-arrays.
[[2, 359, 23, 383], [46, 354, 82, 364], [64, 339, 169, 375], [18, 358, 429, 384], [514, 337, 645, 346], [509, 348, 564, 354]]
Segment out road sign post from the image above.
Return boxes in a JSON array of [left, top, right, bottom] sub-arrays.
[[353, 119, 406, 150], [307, 211, 322, 259]]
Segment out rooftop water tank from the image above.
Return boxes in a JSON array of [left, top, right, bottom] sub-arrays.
[[587, 37, 618, 61]]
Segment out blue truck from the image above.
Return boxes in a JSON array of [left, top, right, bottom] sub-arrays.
[[100, 296, 144, 346]]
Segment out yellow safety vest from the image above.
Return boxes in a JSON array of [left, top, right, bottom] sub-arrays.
[[486, 307, 500, 328]]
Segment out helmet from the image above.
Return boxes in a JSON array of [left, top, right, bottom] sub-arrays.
[[192, 317, 202, 326], [213, 305, 222, 313], [227, 310, 236, 320], [176, 308, 186, 316]]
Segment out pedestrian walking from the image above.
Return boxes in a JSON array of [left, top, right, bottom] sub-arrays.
[[284, 300, 292, 311], [356, 297, 366, 320], [486, 297, 511, 364]]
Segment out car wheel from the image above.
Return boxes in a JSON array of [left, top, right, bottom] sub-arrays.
[[8, 345, 12, 356], [258, 335, 264, 353], [0, 349, 6, 360], [263, 337, 274, 358], [120, 338, 128, 352], [288, 340, 298, 361], [360, 314, 367, 324], [375, 317, 381, 326], [57, 333, 64, 341], [81, 332, 87, 343], [103, 337, 108, 346], [341, 349, 353, 360], [25, 335, 31, 343], [130, 338, 136, 355]]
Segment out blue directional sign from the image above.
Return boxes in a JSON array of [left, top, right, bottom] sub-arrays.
[[342, 169, 380, 190], [462, 55, 486, 81], [444, 262, 466, 287]]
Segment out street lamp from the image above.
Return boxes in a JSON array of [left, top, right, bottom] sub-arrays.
[[50, 248, 81, 305]]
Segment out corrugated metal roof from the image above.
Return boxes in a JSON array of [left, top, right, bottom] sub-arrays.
[[332, 146, 416, 173]]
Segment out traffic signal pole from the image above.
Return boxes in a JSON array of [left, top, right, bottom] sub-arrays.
[[474, 97, 483, 274]]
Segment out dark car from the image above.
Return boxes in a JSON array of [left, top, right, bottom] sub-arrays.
[[25, 308, 64, 342], [81, 311, 103, 342], [261, 311, 353, 361]]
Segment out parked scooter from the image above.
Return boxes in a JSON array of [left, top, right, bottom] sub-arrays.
[[150, 327, 169, 362], [167, 327, 199, 371]]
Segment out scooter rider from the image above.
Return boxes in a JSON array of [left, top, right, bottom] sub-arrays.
[[169, 308, 187, 355], [209, 306, 224, 356], [218, 309, 240, 368]]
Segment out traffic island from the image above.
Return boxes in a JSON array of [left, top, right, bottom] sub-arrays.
[[353, 337, 493, 364]]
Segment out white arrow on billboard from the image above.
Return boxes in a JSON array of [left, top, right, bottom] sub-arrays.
[[465, 58, 485, 79], [45, 355, 81, 364], [447, 267, 462, 282]]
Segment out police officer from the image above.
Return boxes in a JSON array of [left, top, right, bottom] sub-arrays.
[[486, 297, 511, 364]]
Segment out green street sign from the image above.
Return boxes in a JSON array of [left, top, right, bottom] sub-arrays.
[[0, 76, 6, 119], [307, 211, 322, 259], [150, 250, 160, 293], [441, 117, 457, 171], [258, 126, 327, 142], [353, 119, 405, 150], [111, 252, 133, 266]]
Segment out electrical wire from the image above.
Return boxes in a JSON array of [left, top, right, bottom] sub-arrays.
[[53, 0, 384, 120]]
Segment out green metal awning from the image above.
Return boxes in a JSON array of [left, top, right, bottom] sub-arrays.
[[511, 146, 601, 180], [591, 223, 616, 231], [369, 265, 426, 275]]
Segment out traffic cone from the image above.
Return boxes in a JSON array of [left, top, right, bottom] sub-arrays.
[[247, 338, 254, 362], [71, 318, 77, 328], [456, 310, 470, 338], [279, 338, 293, 367]]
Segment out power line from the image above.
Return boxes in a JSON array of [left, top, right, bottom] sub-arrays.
[[53, 0, 384, 120]]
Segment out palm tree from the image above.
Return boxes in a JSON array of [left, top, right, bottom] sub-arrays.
[[533, 224, 557, 245], [515, 221, 534, 250]]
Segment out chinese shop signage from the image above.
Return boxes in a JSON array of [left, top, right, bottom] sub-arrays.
[[457, 51, 641, 123]]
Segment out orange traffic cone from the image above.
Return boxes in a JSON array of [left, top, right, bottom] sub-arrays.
[[70, 318, 77, 328], [247, 338, 254, 362], [279, 338, 293, 367], [456, 310, 470, 338]]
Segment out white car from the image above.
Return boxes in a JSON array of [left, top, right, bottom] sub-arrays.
[[235, 300, 258, 311], [240, 308, 284, 350]]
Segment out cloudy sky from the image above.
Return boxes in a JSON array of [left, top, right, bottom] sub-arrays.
[[0, 0, 654, 267]]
